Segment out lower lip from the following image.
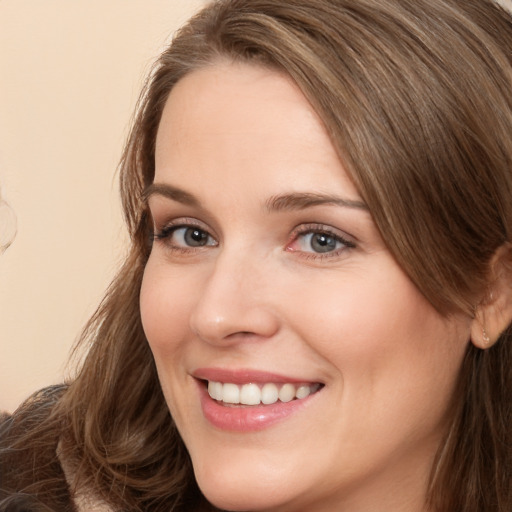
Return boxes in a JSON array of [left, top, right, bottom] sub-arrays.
[[197, 382, 317, 432]]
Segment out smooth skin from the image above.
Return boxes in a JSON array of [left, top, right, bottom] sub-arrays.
[[140, 61, 475, 512]]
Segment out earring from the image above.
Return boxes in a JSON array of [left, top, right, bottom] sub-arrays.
[[482, 327, 491, 346]]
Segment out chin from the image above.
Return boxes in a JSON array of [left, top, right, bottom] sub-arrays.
[[201, 489, 288, 512], [194, 464, 298, 512]]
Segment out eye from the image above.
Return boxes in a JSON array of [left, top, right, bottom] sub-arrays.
[[154, 222, 217, 250], [300, 232, 340, 253], [287, 225, 355, 257], [172, 226, 212, 247]]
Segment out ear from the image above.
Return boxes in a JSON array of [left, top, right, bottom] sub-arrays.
[[471, 243, 512, 349]]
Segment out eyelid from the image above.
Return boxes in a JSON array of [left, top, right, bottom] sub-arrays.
[[153, 216, 216, 237], [289, 223, 356, 243]]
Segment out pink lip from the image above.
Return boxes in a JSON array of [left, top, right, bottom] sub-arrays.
[[193, 367, 310, 385], [193, 368, 322, 432]]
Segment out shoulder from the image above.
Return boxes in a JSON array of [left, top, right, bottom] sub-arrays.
[[0, 384, 76, 511]]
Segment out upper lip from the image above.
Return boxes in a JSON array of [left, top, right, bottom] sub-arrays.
[[193, 367, 321, 385]]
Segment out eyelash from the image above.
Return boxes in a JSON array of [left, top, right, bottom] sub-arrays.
[[153, 219, 217, 254], [152, 219, 356, 260], [287, 223, 356, 260]]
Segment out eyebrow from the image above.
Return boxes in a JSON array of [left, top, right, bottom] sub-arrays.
[[265, 192, 368, 212], [143, 183, 200, 207], [143, 183, 368, 212]]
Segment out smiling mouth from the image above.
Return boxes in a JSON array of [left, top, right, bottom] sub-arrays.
[[206, 381, 323, 406]]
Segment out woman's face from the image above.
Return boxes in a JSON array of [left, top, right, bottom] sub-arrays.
[[140, 61, 472, 512]]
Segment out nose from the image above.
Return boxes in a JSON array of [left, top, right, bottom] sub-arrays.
[[189, 250, 280, 345]]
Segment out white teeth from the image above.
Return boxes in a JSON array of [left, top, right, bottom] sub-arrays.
[[208, 381, 223, 401], [261, 383, 279, 404], [278, 383, 295, 403], [239, 383, 261, 405], [207, 381, 320, 405], [222, 383, 240, 404], [295, 385, 311, 399]]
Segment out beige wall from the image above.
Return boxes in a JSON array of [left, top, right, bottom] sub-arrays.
[[0, 1, 205, 412]]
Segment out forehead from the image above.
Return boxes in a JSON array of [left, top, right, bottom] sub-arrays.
[[154, 61, 360, 202], [156, 61, 320, 154]]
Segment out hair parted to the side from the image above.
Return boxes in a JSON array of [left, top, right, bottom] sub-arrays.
[[2, 1, 512, 511]]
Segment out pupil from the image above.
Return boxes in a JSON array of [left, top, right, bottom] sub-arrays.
[[311, 233, 336, 253], [185, 228, 207, 246]]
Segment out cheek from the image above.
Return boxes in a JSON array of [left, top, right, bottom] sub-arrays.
[[139, 259, 195, 359], [139, 259, 203, 426], [283, 262, 469, 424], [280, 265, 418, 360], [293, 260, 464, 360]]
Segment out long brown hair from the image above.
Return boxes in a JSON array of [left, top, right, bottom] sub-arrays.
[[2, 1, 512, 510]]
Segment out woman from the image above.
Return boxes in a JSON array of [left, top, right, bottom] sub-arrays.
[[2, 0, 512, 510]]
